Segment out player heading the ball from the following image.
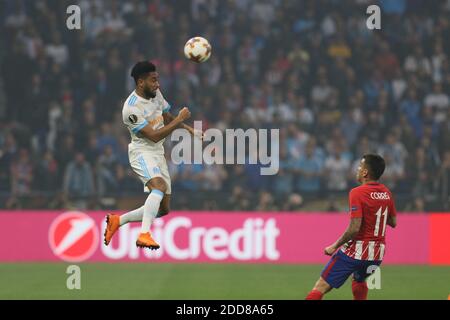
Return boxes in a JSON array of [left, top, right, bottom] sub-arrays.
[[103, 61, 202, 250]]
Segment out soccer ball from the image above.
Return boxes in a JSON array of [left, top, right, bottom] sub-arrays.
[[184, 37, 212, 63]]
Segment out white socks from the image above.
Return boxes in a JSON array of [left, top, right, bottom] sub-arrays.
[[119, 206, 144, 226], [140, 189, 164, 233], [119, 190, 164, 231]]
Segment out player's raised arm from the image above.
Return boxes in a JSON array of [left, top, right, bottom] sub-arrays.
[[163, 110, 188, 128], [163, 110, 204, 140], [140, 107, 191, 143]]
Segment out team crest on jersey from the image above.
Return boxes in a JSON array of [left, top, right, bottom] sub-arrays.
[[351, 206, 358, 211], [129, 114, 138, 124]]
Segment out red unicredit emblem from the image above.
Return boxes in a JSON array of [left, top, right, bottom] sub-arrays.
[[49, 211, 99, 262]]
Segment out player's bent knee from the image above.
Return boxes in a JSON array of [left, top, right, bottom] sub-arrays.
[[147, 178, 167, 193], [314, 277, 332, 294], [157, 207, 170, 218]]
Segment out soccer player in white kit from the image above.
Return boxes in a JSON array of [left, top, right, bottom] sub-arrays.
[[103, 61, 199, 249]]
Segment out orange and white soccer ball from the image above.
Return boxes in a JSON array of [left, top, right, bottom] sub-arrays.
[[184, 36, 212, 63]]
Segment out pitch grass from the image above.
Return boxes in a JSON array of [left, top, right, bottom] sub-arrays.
[[0, 263, 448, 300]]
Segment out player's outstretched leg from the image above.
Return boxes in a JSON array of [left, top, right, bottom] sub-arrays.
[[104, 206, 145, 246], [305, 277, 332, 300], [104, 192, 170, 246], [104, 214, 120, 246], [305, 289, 324, 300], [136, 232, 160, 250], [156, 194, 170, 218], [351, 279, 368, 300], [136, 178, 166, 250]]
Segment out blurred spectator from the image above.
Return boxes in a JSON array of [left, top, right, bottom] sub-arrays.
[[340, 102, 363, 146], [2, 41, 33, 122], [404, 147, 429, 192], [285, 123, 309, 160], [45, 32, 69, 66], [404, 47, 432, 76], [363, 70, 390, 109], [54, 134, 76, 171], [404, 197, 426, 212], [256, 191, 276, 211], [10, 148, 33, 196], [411, 171, 436, 208], [0, 132, 17, 192], [97, 145, 118, 196], [311, 72, 335, 109], [273, 146, 294, 197], [377, 132, 408, 173], [399, 88, 422, 133], [374, 41, 399, 79], [295, 96, 314, 129], [63, 152, 95, 208], [381, 154, 405, 191], [282, 193, 304, 211], [227, 185, 251, 211], [177, 163, 204, 191], [324, 145, 351, 193], [84, 133, 101, 166], [326, 196, 346, 212], [293, 140, 323, 194], [97, 123, 119, 153], [424, 83, 449, 124], [115, 165, 142, 195], [34, 150, 59, 193], [420, 137, 441, 170]]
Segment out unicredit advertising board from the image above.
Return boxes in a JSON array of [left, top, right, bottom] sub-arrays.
[[0, 211, 448, 265]]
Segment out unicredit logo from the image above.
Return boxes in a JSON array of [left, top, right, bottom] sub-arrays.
[[101, 217, 280, 261], [49, 211, 99, 262]]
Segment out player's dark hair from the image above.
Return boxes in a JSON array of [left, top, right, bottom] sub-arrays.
[[131, 61, 156, 84], [362, 154, 385, 180]]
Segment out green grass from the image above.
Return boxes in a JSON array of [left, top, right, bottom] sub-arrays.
[[0, 263, 448, 300]]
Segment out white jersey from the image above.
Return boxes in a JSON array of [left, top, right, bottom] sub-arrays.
[[122, 89, 171, 155]]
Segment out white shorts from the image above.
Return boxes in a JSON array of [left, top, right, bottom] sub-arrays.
[[129, 149, 171, 194]]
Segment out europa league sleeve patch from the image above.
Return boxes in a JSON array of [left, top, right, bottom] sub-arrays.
[[128, 114, 138, 124]]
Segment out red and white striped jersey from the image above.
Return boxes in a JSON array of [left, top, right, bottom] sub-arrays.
[[341, 182, 396, 261]]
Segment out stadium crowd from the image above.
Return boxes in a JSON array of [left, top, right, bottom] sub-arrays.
[[0, 0, 449, 211]]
